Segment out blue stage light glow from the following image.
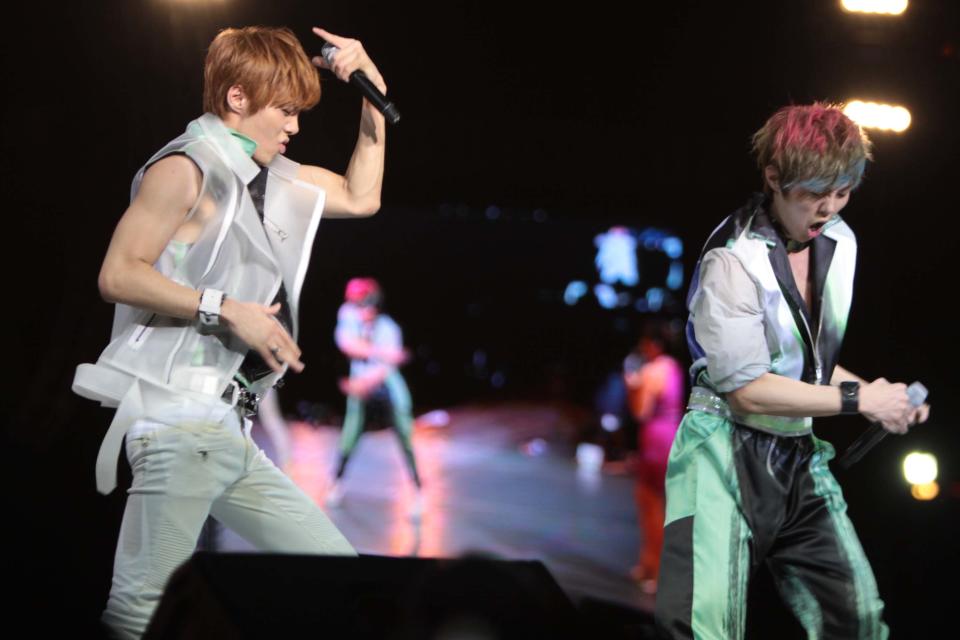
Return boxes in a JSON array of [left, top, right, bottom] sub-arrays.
[[594, 283, 618, 309], [646, 287, 665, 312], [667, 261, 684, 290], [662, 236, 683, 259], [564, 281, 588, 305], [594, 227, 639, 286]]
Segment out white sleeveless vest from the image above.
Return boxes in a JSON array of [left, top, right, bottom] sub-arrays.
[[73, 113, 326, 492], [687, 197, 857, 435]]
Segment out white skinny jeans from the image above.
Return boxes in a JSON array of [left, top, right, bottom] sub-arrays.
[[102, 398, 355, 639]]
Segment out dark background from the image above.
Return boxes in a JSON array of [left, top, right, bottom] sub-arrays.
[[4, 1, 957, 635]]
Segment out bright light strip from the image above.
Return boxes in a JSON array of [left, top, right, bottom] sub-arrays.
[[902, 452, 938, 485], [841, 0, 908, 15], [843, 101, 912, 133]]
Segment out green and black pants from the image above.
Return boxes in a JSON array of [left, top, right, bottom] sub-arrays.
[[655, 411, 888, 639]]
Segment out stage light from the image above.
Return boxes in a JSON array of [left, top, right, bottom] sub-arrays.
[[840, 0, 908, 16], [662, 236, 683, 259], [522, 438, 548, 457], [416, 409, 450, 428], [843, 101, 911, 132], [903, 451, 938, 485], [596, 227, 639, 286], [564, 281, 588, 305], [158, 0, 230, 4], [600, 413, 621, 432], [910, 481, 940, 501], [576, 442, 604, 474], [594, 284, 619, 309], [645, 287, 665, 312], [667, 261, 684, 291]]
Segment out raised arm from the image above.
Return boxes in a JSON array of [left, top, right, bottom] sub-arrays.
[[299, 27, 386, 218]]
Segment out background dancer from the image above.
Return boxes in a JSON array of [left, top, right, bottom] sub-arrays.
[[624, 319, 685, 594], [258, 387, 292, 470], [327, 278, 423, 518]]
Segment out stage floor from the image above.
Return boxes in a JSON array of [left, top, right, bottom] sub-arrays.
[[214, 402, 653, 613]]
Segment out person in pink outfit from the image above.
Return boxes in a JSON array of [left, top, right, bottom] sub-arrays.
[[624, 320, 685, 593]]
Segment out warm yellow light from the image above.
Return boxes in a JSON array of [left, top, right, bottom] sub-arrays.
[[902, 452, 938, 485], [910, 481, 939, 501], [157, 0, 230, 4], [843, 101, 912, 133], [841, 0, 908, 15]]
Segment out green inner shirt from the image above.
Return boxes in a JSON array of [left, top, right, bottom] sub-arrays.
[[227, 127, 257, 157]]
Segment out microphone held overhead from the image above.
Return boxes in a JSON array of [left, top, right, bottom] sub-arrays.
[[320, 43, 400, 125]]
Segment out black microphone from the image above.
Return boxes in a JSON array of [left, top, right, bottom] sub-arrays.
[[320, 43, 400, 125], [837, 381, 928, 469]]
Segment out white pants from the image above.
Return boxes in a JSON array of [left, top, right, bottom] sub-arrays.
[[102, 399, 356, 639]]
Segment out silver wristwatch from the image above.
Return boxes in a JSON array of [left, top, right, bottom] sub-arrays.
[[198, 288, 226, 327]]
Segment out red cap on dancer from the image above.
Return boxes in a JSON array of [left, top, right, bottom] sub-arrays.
[[344, 277, 382, 307]]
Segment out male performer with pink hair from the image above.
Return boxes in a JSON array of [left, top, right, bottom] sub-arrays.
[[655, 103, 929, 639]]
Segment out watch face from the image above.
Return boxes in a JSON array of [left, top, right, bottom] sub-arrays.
[[200, 290, 223, 317], [840, 382, 859, 413]]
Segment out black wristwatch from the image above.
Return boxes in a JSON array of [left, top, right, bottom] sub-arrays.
[[840, 381, 860, 415]]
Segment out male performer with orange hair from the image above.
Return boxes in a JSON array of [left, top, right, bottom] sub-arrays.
[[73, 25, 388, 638], [655, 103, 929, 639]]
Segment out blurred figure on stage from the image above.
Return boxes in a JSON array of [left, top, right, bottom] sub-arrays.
[[327, 278, 423, 519], [624, 318, 684, 594], [258, 387, 292, 470], [72, 25, 390, 638], [655, 103, 930, 639]]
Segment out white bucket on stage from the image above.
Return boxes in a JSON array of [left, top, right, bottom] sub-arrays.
[[576, 442, 604, 474]]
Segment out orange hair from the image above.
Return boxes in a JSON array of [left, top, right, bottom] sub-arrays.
[[203, 26, 321, 117]]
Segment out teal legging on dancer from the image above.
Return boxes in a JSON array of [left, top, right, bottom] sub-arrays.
[[335, 370, 421, 487], [655, 410, 888, 639]]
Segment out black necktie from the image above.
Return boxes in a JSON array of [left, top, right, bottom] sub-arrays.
[[248, 166, 269, 221], [237, 165, 293, 382]]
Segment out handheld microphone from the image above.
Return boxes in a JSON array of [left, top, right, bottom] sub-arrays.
[[320, 43, 400, 125], [837, 381, 928, 469]]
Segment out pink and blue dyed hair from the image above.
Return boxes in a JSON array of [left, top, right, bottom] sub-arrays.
[[752, 103, 873, 195]]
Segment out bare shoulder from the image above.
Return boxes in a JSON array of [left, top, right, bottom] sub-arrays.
[[137, 154, 203, 211]]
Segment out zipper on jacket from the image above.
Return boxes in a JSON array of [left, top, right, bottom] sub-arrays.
[[264, 218, 288, 241], [134, 314, 156, 343], [813, 296, 825, 384], [795, 302, 823, 385]]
